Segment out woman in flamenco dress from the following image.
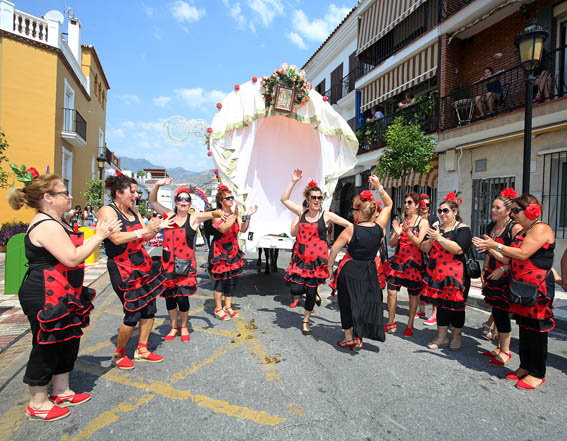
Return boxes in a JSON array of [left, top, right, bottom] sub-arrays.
[[280, 169, 351, 335], [8, 171, 121, 421], [328, 175, 392, 350], [149, 177, 222, 341], [98, 174, 174, 370]]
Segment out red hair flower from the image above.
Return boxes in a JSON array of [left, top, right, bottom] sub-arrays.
[[308, 179, 318, 188], [360, 190, 374, 202], [420, 200, 427, 210], [174, 186, 191, 198], [216, 102, 222, 110], [218, 185, 229, 191], [524, 204, 541, 220], [444, 192, 456, 202], [420, 193, 429, 199], [500, 188, 518, 199], [377, 201, 383, 207], [24, 167, 39, 179], [115, 170, 124, 176]]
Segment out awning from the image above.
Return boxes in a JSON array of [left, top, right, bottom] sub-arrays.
[[357, 0, 428, 55], [382, 156, 438, 188], [360, 42, 438, 111]]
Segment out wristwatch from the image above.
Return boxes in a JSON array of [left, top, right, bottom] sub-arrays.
[[242, 215, 248, 222], [497, 243, 503, 252], [135, 229, 142, 239], [436, 236, 443, 242]]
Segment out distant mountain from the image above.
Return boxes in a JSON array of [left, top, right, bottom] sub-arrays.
[[120, 156, 214, 187]]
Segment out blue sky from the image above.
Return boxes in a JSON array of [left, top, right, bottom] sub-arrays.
[[18, 0, 357, 171]]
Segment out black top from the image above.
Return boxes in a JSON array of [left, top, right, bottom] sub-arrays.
[[440, 223, 472, 263], [348, 224, 383, 261], [300, 210, 327, 241], [103, 204, 140, 259]]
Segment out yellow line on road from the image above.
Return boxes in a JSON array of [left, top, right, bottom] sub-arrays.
[[60, 394, 154, 441], [80, 340, 113, 356], [192, 325, 240, 338], [75, 360, 285, 426], [0, 404, 27, 441]]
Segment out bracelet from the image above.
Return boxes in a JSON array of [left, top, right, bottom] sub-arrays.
[[436, 236, 443, 242], [378, 186, 385, 193], [496, 243, 503, 252], [135, 229, 142, 239], [242, 215, 248, 222]]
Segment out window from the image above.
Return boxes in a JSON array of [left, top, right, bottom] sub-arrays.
[[315, 79, 326, 96], [542, 151, 567, 238], [330, 63, 343, 104], [61, 147, 73, 195], [63, 78, 75, 132]]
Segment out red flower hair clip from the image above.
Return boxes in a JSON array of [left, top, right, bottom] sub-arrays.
[[420, 200, 427, 210], [420, 193, 429, 199], [360, 190, 374, 202], [218, 185, 229, 191], [500, 188, 518, 199], [308, 179, 318, 188], [444, 192, 456, 202], [524, 204, 541, 220], [25, 167, 39, 179], [174, 186, 192, 198]]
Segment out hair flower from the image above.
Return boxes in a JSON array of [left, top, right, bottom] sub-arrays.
[[444, 192, 456, 202], [420, 193, 429, 199], [360, 190, 374, 202], [218, 185, 229, 191], [420, 200, 427, 210], [11, 164, 40, 187], [524, 204, 541, 220], [500, 188, 518, 199], [25, 167, 39, 179], [307, 179, 318, 188], [174, 186, 192, 198]]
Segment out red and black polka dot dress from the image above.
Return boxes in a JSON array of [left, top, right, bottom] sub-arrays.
[[209, 221, 244, 280], [421, 226, 471, 311], [509, 232, 555, 332], [161, 216, 197, 297], [483, 221, 515, 311], [387, 218, 423, 295], [285, 211, 328, 288]]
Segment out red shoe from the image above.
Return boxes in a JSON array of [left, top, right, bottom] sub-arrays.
[[505, 373, 521, 381], [223, 306, 240, 318], [482, 350, 499, 358], [134, 344, 164, 363], [27, 405, 69, 422], [353, 337, 363, 351], [214, 308, 230, 320], [403, 326, 414, 337], [289, 300, 299, 308], [179, 326, 191, 343], [164, 327, 179, 342], [515, 378, 546, 390], [337, 340, 355, 351], [415, 312, 426, 318], [49, 393, 91, 407], [112, 349, 135, 370], [489, 352, 512, 366], [424, 316, 437, 326], [384, 323, 397, 334]]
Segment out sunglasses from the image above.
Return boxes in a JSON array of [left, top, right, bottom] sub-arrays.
[[404, 200, 414, 205], [223, 196, 235, 201], [309, 195, 323, 201], [437, 208, 451, 215], [511, 207, 525, 214], [50, 190, 70, 197], [176, 197, 191, 202]]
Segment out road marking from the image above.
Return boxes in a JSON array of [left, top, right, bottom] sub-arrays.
[[192, 325, 240, 338], [0, 404, 27, 441], [79, 340, 113, 356], [75, 360, 285, 426], [60, 394, 155, 441], [289, 404, 304, 415]]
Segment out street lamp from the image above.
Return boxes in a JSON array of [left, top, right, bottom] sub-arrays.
[[515, 23, 548, 194], [96, 155, 105, 206]]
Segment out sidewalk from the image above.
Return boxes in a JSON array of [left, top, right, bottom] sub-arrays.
[[0, 256, 108, 353]]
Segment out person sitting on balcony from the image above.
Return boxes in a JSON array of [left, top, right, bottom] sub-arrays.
[[366, 105, 384, 123], [533, 67, 553, 103], [398, 92, 415, 108], [475, 67, 502, 118]]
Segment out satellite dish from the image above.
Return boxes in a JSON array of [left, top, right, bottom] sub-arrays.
[[44, 10, 64, 24]]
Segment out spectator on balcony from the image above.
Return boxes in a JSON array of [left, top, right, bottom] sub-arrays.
[[366, 105, 384, 123], [398, 92, 415, 108], [475, 67, 502, 117], [533, 66, 553, 104]]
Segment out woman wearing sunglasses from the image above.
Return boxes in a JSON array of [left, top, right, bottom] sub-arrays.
[[328, 176, 392, 350], [421, 195, 472, 351], [8, 172, 121, 421], [385, 192, 429, 336], [209, 185, 257, 320], [149, 178, 223, 341], [281, 169, 351, 335], [477, 189, 522, 367], [473, 194, 555, 389], [98, 175, 174, 370]]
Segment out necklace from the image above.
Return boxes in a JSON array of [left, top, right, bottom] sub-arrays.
[[490, 220, 508, 239], [112, 202, 134, 220], [442, 219, 458, 232]]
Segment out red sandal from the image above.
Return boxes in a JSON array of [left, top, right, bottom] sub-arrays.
[[134, 343, 163, 363], [224, 306, 240, 318], [179, 326, 191, 343], [164, 327, 179, 342], [384, 323, 397, 334], [214, 308, 230, 320], [27, 405, 69, 422], [49, 392, 91, 407], [112, 348, 135, 370], [489, 352, 512, 366]]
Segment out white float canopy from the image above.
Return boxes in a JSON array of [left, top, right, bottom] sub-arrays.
[[210, 80, 359, 252]]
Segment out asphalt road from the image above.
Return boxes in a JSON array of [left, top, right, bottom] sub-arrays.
[[0, 248, 566, 441]]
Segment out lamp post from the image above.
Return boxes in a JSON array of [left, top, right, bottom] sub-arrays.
[[96, 154, 105, 207], [515, 23, 548, 194]]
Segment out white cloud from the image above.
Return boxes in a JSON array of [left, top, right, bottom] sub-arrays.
[[110, 128, 125, 138], [286, 31, 306, 50], [222, 0, 256, 32], [249, 0, 284, 27], [292, 4, 351, 44], [115, 94, 141, 105], [153, 31, 162, 40], [175, 88, 227, 110], [142, 2, 153, 18], [153, 96, 172, 107], [170, 0, 206, 25]]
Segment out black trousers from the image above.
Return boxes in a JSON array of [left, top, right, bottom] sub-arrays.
[[492, 307, 512, 333], [519, 326, 548, 378], [23, 312, 80, 387], [290, 283, 318, 311], [214, 277, 237, 295], [437, 308, 465, 328], [165, 296, 190, 312]]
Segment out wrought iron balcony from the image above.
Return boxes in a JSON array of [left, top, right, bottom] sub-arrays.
[[440, 0, 473, 20], [61, 108, 87, 147], [98, 146, 120, 169], [324, 66, 364, 105]]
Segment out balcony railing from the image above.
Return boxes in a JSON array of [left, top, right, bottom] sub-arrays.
[[439, 46, 567, 131], [62, 108, 87, 141], [324, 66, 364, 105], [356, 92, 438, 154], [98, 146, 120, 168], [440, 0, 473, 20]]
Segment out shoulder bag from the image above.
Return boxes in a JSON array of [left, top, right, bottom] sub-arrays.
[[507, 271, 549, 307]]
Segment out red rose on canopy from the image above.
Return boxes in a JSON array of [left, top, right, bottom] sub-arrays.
[[266, 95, 272, 102], [444, 192, 456, 202], [308, 179, 318, 188], [24, 167, 39, 179], [500, 188, 518, 199], [207, 127, 213, 133], [234, 84, 240, 91], [360, 190, 374, 202], [216, 103, 222, 110], [525, 204, 541, 220], [323, 96, 329, 102], [207, 151, 212, 157], [213, 169, 218, 175], [252, 76, 258, 83], [218, 185, 229, 191]]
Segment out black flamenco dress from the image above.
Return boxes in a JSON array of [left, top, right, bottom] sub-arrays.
[[421, 225, 472, 311], [209, 221, 244, 280], [104, 205, 166, 313], [162, 216, 197, 297], [483, 221, 515, 311], [284, 211, 328, 289], [386, 218, 424, 295], [334, 224, 385, 342]]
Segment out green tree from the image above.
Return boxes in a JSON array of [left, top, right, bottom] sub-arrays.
[[0, 131, 10, 189], [137, 200, 151, 218], [136, 170, 146, 178], [375, 117, 435, 186], [82, 178, 106, 209]]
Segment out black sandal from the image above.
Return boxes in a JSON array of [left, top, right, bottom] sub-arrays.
[[302, 320, 311, 336], [315, 293, 321, 307]]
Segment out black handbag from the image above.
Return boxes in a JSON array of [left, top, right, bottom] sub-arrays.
[[507, 272, 548, 307], [173, 257, 192, 277], [464, 247, 481, 279]]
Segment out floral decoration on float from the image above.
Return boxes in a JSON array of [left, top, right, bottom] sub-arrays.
[[261, 63, 311, 111]]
